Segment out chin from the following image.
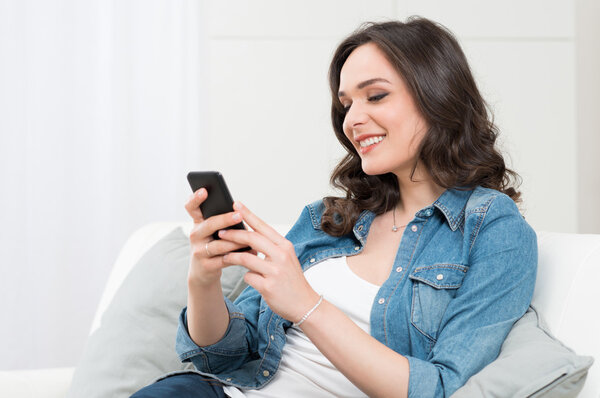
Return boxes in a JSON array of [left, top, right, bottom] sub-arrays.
[[360, 161, 391, 176]]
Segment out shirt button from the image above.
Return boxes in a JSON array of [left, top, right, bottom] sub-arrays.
[[437, 274, 444, 280], [263, 370, 270, 377], [396, 266, 403, 272], [426, 210, 433, 216], [354, 246, 360, 251], [226, 378, 232, 382], [270, 334, 274, 340], [357, 225, 363, 231], [309, 258, 315, 263], [378, 298, 385, 304], [411, 225, 418, 232]]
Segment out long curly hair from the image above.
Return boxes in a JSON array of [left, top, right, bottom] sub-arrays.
[[322, 17, 522, 236]]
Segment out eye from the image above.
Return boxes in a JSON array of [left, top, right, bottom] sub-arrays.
[[368, 93, 389, 102], [341, 102, 352, 114]]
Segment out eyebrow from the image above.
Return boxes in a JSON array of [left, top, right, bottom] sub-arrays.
[[338, 78, 391, 98]]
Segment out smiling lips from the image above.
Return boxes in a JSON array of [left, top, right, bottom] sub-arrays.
[[356, 135, 386, 154]]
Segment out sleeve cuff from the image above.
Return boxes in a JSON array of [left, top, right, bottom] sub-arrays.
[[175, 298, 248, 366], [407, 356, 442, 398]]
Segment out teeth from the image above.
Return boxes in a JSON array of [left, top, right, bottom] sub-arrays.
[[359, 136, 385, 148]]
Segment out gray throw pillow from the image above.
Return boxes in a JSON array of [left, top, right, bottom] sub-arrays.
[[66, 227, 248, 398], [451, 306, 594, 397]]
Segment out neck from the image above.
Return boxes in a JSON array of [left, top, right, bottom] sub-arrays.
[[394, 162, 445, 216]]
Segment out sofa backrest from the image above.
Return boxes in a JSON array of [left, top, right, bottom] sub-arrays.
[[533, 231, 600, 397]]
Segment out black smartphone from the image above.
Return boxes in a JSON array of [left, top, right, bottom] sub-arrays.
[[187, 171, 249, 249]]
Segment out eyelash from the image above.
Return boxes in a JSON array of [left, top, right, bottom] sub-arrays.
[[368, 93, 388, 102], [342, 93, 389, 113]]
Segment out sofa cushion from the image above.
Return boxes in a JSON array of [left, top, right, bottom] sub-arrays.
[[451, 306, 594, 397], [66, 226, 248, 398]]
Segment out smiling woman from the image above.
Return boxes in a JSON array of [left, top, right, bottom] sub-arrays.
[[323, 18, 521, 237], [132, 16, 537, 398]]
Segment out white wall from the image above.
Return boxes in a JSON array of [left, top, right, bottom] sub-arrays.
[[204, 0, 597, 234]]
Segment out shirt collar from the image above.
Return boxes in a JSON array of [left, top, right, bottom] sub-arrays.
[[352, 187, 473, 241], [433, 188, 473, 231]]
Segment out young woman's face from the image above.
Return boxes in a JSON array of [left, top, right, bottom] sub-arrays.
[[338, 42, 428, 177]]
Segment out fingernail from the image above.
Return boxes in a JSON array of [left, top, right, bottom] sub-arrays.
[[196, 188, 205, 197], [232, 212, 242, 221], [233, 201, 242, 210], [218, 230, 227, 237]]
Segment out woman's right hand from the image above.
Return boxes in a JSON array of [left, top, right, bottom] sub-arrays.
[[184, 188, 251, 287]]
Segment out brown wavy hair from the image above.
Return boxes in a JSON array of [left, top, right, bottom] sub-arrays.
[[322, 17, 522, 236]]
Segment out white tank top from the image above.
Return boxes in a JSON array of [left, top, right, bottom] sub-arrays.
[[223, 256, 380, 398]]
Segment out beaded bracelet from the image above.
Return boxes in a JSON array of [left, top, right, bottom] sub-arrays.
[[293, 295, 324, 327]]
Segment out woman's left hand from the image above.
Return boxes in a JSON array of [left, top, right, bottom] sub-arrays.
[[218, 201, 320, 323]]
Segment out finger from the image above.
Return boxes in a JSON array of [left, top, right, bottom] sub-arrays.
[[184, 188, 208, 223], [205, 239, 253, 257], [233, 201, 287, 245], [243, 271, 265, 293], [191, 244, 241, 273], [224, 252, 269, 275], [218, 228, 278, 257], [191, 211, 243, 242]]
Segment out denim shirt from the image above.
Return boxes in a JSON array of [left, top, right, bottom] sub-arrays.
[[175, 187, 538, 398]]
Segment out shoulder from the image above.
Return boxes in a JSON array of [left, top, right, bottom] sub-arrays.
[[464, 186, 518, 216], [284, 199, 327, 243], [284, 199, 353, 263], [305, 199, 327, 230], [462, 187, 527, 233], [284, 199, 325, 235], [464, 187, 537, 256]]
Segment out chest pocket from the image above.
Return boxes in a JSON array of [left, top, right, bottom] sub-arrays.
[[409, 263, 468, 342]]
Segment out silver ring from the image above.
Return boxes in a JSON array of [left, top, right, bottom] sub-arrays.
[[205, 242, 212, 257]]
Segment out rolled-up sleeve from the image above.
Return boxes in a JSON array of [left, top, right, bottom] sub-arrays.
[[407, 195, 538, 397], [175, 296, 254, 374]]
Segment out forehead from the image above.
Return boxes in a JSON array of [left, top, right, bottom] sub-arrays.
[[339, 42, 401, 89]]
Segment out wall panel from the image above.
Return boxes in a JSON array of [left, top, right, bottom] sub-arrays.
[[397, 0, 574, 38], [207, 39, 346, 225], [463, 40, 577, 232], [209, 0, 394, 38]]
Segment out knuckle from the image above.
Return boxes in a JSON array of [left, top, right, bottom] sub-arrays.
[[221, 256, 230, 267], [204, 216, 218, 231], [189, 227, 204, 242], [191, 249, 203, 259], [276, 251, 287, 263], [264, 279, 275, 293], [194, 222, 211, 239], [271, 266, 281, 278], [283, 239, 294, 251]]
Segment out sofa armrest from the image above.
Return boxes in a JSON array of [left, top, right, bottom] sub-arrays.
[[0, 367, 75, 398]]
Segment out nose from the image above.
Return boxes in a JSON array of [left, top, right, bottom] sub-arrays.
[[342, 102, 369, 134]]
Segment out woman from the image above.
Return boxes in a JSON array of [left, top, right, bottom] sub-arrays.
[[133, 16, 537, 398]]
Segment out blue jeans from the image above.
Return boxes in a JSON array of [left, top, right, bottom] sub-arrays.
[[131, 373, 227, 398]]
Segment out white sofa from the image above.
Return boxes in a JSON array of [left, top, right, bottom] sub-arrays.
[[1, 222, 599, 397]]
